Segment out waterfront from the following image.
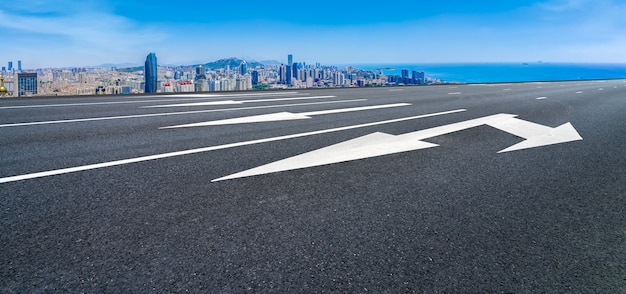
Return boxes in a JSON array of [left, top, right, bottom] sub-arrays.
[[354, 63, 626, 83]]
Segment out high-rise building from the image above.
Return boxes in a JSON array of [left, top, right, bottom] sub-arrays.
[[401, 69, 409, 84], [240, 60, 247, 75], [144, 53, 157, 93], [333, 72, 344, 86], [279, 64, 287, 84], [8, 62, 12, 71], [411, 70, 425, 84], [292, 63, 298, 80], [286, 65, 293, 86], [251, 71, 259, 85], [17, 72, 38, 96], [288, 55, 293, 67], [195, 65, 206, 79], [17, 60, 22, 71], [194, 65, 208, 92], [195, 79, 208, 92]]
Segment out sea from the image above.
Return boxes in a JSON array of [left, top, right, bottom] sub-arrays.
[[348, 62, 626, 83]]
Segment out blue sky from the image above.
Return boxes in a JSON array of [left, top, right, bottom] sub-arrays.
[[2, 0, 626, 68]]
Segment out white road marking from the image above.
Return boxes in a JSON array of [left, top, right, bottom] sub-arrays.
[[598, 88, 603, 90], [0, 99, 366, 128], [576, 91, 583, 94], [142, 96, 336, 108], [0, 109, 467, 184], [214, 114, 583, 181], [0, 92, 303, 109], [503, 89, 512, 91], [388, 89, 404, 92], [448, 92, 462, 95], [161, 103, 411, 128], [141, 92, 300, 98], [536, 97, 548, 100]]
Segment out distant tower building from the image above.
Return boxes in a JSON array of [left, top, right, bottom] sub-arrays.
[[17, 72, 38, 96], [411, 70, 425, 84], [240, 60, 248, 75], [209, 79, 221, 91], [286, 65, 293, 86], [195, 65, 206, 78], [194, 65, 208, 92], [279, 64, 287, 84], [144, 53, 158, 93], [288, 54, 293, 67], [251, 70, 259, 85], [401, 69, 409, 84], [292, 63, 298, 80], [17, 60, 22, 71], [8, 62, 13, 71], [195, 79, 208, 92], [235, 77, 246, 91], [333, 72, 345, 86]]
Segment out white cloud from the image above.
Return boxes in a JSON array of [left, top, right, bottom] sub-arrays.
[[0, 5, 168, 67]]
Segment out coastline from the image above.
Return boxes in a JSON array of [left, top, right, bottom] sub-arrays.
[[342, 62, 626, 83]]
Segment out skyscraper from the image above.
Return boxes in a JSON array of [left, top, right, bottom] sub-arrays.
[[292, 63, 298, 80], [8, 62, 13, 71], [240, 60, 247, 75], [288, 55, 293, 67], [144, 53, 157, 93], [401, 69, 409, 84], [286, 65, 293, 86], [194, 65, 208, 92], [412, 70, 425, 84], [279, 64, 287, 84], [251, 71, 259, 85], [17, 60, 22, 71]]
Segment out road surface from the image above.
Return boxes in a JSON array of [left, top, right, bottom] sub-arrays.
[[1, 80, 625, 292]]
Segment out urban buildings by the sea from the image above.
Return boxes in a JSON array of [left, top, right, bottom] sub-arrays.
[[0, 54, 438, 97]]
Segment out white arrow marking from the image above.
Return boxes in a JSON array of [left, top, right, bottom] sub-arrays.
[[488, 119, 582, 153], [143, 95, 336, 108], [0, 99, 367, 128], [0, 92, 302, 109], [161, 103, 411, 128], [0, 109, 466, 184], [213, 114, 582, 182], [212, 133, 439, 182]]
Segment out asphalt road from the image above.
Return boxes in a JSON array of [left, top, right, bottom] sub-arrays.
[[1, 80, 625, 292]]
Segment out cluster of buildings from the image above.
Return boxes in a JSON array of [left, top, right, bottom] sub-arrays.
[[1, 54, 439, 97], [0, 60, 39, 97]]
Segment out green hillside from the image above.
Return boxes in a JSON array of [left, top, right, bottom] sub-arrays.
[[199, 58, 264, 70]]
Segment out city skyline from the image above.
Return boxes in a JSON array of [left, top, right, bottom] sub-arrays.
[[2, 0, 626, 69]]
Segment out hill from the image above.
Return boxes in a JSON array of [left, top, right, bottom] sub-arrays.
[[198, 58, 264, 70], [115, 57, 269, 72]]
